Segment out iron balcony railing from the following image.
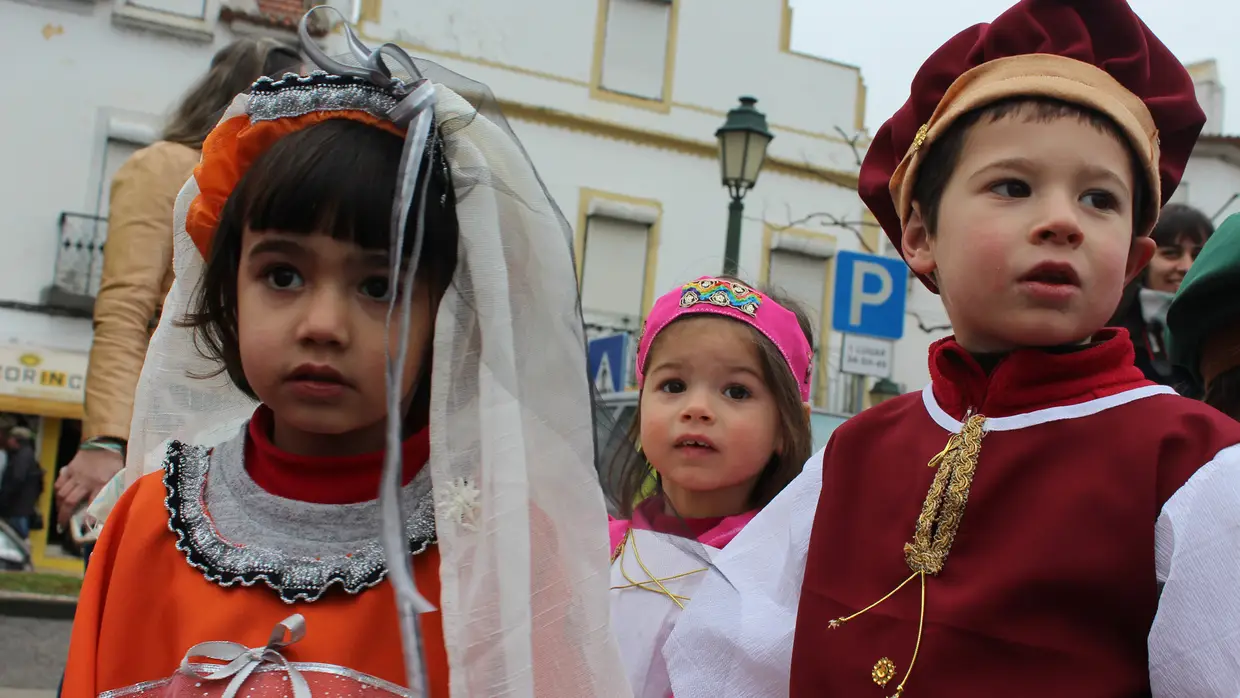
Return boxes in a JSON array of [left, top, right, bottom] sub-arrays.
[[54, 212, 108, 299]]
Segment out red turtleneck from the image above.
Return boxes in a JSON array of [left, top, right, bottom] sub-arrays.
[[927, 328, 1151, 420], [244, 405, 429, 504]]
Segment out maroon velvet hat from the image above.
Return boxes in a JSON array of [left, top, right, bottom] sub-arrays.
[[860, 0, 1205, 278]]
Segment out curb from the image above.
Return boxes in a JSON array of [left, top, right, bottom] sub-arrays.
[[0, 590, 77, 620]]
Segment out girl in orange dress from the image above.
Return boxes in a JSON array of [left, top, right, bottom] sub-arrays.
[[64, 10, 627, 698]]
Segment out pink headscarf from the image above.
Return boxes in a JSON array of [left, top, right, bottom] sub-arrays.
[[635, 277, 813, 401]]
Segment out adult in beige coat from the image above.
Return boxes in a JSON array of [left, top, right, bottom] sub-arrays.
[[54, 38, 300, 530]]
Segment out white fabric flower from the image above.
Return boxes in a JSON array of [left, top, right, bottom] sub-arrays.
[[435, 477, 481, 532]]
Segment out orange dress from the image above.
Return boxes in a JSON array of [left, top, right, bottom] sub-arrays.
[[63, 409, 449, 697]]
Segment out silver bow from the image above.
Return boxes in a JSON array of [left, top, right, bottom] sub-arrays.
[[299, 6, 426, 109], [298, 7, 439, 696], [179, 615, 312, 698]]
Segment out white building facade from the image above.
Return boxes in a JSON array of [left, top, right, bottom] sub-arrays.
[[346, 0, 874, 413], [0, 0, 889, 568], [2, 0, 877, 427], [1177, 60, 1240, 224], [0, 0, 313, 571]]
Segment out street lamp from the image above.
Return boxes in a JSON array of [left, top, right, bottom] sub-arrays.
[[716, 96, 774, 276]]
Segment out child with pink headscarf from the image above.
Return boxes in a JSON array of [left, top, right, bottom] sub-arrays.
[[603, 276, 816, 697]]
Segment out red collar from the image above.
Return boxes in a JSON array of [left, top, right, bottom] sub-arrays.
[[244, 405, 429, 504], [631, 496, 758, 548], [928, 328, 1152, 421]]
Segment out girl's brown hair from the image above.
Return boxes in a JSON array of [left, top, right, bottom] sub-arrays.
[[606, 278, 815, 518], [163, 38, 302, 150]]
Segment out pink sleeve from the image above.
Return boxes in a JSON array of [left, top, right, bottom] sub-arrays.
[[607, 516, 630, 552]]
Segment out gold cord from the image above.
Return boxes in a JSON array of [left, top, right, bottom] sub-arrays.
[[612, 527, 708, 609], [887, 572, 927, 698], [827, 572, 920, 629], [827, 413, 987, 696]]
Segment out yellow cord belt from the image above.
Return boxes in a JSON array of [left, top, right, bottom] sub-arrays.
[[827, 413, 987, 697]]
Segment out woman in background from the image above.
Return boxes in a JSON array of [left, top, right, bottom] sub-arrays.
[[1111, 203, 1213, 388], [54, 38, 300, 534]]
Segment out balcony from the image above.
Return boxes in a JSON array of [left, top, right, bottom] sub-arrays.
[[45, 212, 108, 314]]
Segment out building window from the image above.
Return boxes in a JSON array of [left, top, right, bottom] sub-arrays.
[[763, 228, 837, 408], [112, 0, 214, 41], [580, 216, 653, 333], [593, 0, 677, 105], [123, 0, 207, 18], [61, 137, 144, 297], [768, 250, 827, 405], [96, 138, 144, 218]]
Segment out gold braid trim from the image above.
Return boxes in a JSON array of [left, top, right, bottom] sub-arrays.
[[904, 414, 986, 575], [828, 412, 988, 697]]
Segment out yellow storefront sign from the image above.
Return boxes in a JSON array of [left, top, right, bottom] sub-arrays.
[[0, 344, 89, 575], [0, 344, 88, 419]]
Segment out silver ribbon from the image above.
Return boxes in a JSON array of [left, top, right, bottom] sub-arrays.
[[179, 615, 312, 698], [298, 7, 440, 695], [299, 5, 427, 113]]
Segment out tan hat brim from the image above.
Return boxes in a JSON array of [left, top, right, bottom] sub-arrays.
[[890, 54, 1161, 236]]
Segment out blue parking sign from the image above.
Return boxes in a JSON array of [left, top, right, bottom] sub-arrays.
[[831, 250, 908, 340]]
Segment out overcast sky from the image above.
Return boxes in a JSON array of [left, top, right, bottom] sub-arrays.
[[789, 0, 1239, 135]]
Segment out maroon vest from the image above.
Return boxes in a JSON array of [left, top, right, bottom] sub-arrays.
[[790, 332, 1240, 697]]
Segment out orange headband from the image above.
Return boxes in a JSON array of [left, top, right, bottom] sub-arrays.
[[185, 105, 405, 260]]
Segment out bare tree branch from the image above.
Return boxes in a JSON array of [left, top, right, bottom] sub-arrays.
[[906, 310, 952, 334], [833, 125, 865, 168], [758, 126, 881, 252]]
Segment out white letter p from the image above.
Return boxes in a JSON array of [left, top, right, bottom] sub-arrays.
[[850, 261, 893, 327]]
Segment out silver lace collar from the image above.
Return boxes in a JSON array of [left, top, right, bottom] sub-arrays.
[[163, 424, 436, 604]]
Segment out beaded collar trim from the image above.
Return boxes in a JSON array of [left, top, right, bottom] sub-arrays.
[[163, 429, 436, 604], [248, 70, 402, 124]]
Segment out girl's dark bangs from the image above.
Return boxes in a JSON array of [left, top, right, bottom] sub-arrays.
[[237, 119, 406, 252]]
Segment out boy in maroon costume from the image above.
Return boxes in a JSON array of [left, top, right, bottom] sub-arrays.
[[660, 2, 1240, 697]]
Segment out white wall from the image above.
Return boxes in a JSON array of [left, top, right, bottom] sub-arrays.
[[352, 0, 865, 182], [354, 0, 872, 409], [890, 281, 951, 391], [1179, 154, 1240, 224], [0, 0, 227, 352], [508, 117, 864, 297]]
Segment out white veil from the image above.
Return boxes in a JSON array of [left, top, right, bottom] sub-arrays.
[[111, 10, 630, 697]]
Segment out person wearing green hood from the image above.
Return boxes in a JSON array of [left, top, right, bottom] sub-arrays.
[[1167, 212, 1240, 419]]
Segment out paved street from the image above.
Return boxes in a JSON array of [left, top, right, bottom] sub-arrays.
[[0, 615, 70, 692]]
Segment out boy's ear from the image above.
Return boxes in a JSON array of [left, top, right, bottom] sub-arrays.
[[1125, 237, 1156, 285], [903, 203, 937, 277]]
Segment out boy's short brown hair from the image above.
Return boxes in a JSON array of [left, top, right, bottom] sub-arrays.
[[910, 97, 1151, 239]]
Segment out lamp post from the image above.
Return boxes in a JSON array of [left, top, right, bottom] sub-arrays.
[[868, 378, 902, 407], [716, 96, 774, 276]]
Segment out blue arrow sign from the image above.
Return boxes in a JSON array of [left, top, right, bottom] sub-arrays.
[[587, 333, 628, 393]]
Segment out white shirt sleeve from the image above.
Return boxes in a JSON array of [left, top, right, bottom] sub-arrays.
[[1149, 443, 1240, 697], [662, 448, 824, 698]]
